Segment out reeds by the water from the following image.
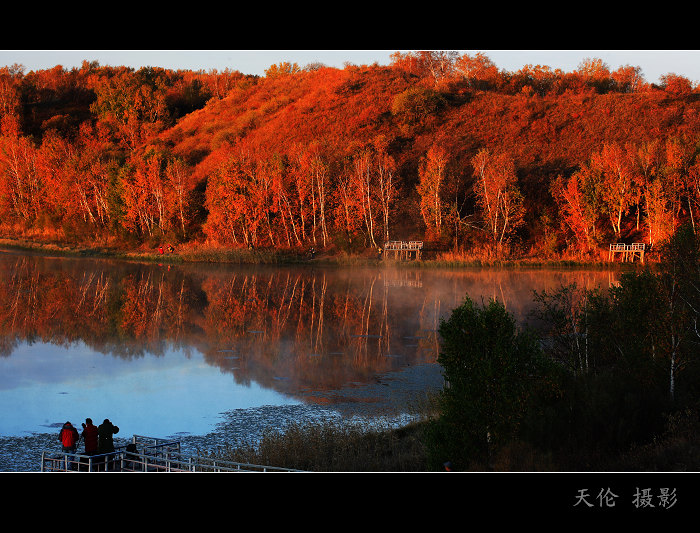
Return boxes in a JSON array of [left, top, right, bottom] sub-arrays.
[[204, 418, 431, 472]]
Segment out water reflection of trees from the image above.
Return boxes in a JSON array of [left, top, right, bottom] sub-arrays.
[[0, 255, 206, 359], [0, 253, 619, 398], [0, 256, 443, 397], [199, 268, 441, 398]]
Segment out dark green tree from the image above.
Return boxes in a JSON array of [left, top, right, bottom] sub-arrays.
[[584, 224, 700, 404], [528, 224, 700, 459], [424, 297, 554, 470], [654, 223, 700, 403]]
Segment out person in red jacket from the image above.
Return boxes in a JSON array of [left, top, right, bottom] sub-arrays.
[[81, 418, 99, 455], [59, 421, 79, 453]]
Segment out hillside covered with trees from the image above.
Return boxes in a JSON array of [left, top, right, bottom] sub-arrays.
[[1, 51, 700, 261]]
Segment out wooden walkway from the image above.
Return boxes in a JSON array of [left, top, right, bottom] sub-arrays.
[[382, 241, 423, 260], [609, 243, 645, 263], [40, 435, 305, 472]]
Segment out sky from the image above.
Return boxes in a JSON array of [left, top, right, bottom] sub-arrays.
[[1, 50, 699, 85]]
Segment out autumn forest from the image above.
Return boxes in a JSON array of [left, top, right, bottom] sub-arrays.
[[2, 51, 700, 261]]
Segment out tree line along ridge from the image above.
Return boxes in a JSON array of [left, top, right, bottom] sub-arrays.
[[1, 51, 699, 260]]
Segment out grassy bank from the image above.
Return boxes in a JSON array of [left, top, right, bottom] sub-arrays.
[[0, 236, 645, 270], [205, 418, 432, 472]]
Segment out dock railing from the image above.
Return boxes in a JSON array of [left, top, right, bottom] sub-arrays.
[[117, 449, 306, 472], [40, 434, 305, 472], [382, 241, 423, 260], [608, 243, 645, 263]]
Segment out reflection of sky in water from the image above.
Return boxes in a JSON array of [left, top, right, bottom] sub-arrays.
[[0, 341, 301, 438]]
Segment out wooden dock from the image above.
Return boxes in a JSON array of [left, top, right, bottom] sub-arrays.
[[609, 243, 645, 263], [382, 241, 423, 260]]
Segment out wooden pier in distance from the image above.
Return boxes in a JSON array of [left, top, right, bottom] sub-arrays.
[[608, 243, 645, 263], [383, 241, 423, 260]]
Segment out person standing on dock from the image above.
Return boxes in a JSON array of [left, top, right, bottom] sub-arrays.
[[97, 418, 120, 471], [97, 419, 119, 454], [81, 418, 99, 455], [59, 421, 79, 453], [58, 421, 80, 471]]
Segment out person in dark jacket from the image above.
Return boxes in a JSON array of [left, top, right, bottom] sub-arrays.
[[59, 421, 79, 453], [81, 418, 99, 455], [98, 418, 120, 471], [97, 419, 119, 454]]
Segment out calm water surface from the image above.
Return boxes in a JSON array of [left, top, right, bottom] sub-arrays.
[[0, 250, 619, 470]]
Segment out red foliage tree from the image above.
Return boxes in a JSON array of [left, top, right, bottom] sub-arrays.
[[471, 148, 524, 252], [417, 144, 449, 240], [591, 143, 636, 239], [0, 115, 42, 223], [551, 172, 598, 252]]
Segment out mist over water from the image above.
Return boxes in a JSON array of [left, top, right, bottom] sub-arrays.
[[0, 249, 619, 470]]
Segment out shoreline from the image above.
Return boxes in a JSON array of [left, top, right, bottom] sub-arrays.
[[0, 236, 639, 270]]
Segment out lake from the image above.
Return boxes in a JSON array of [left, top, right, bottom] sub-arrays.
[[0, 249, 619, 470]]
